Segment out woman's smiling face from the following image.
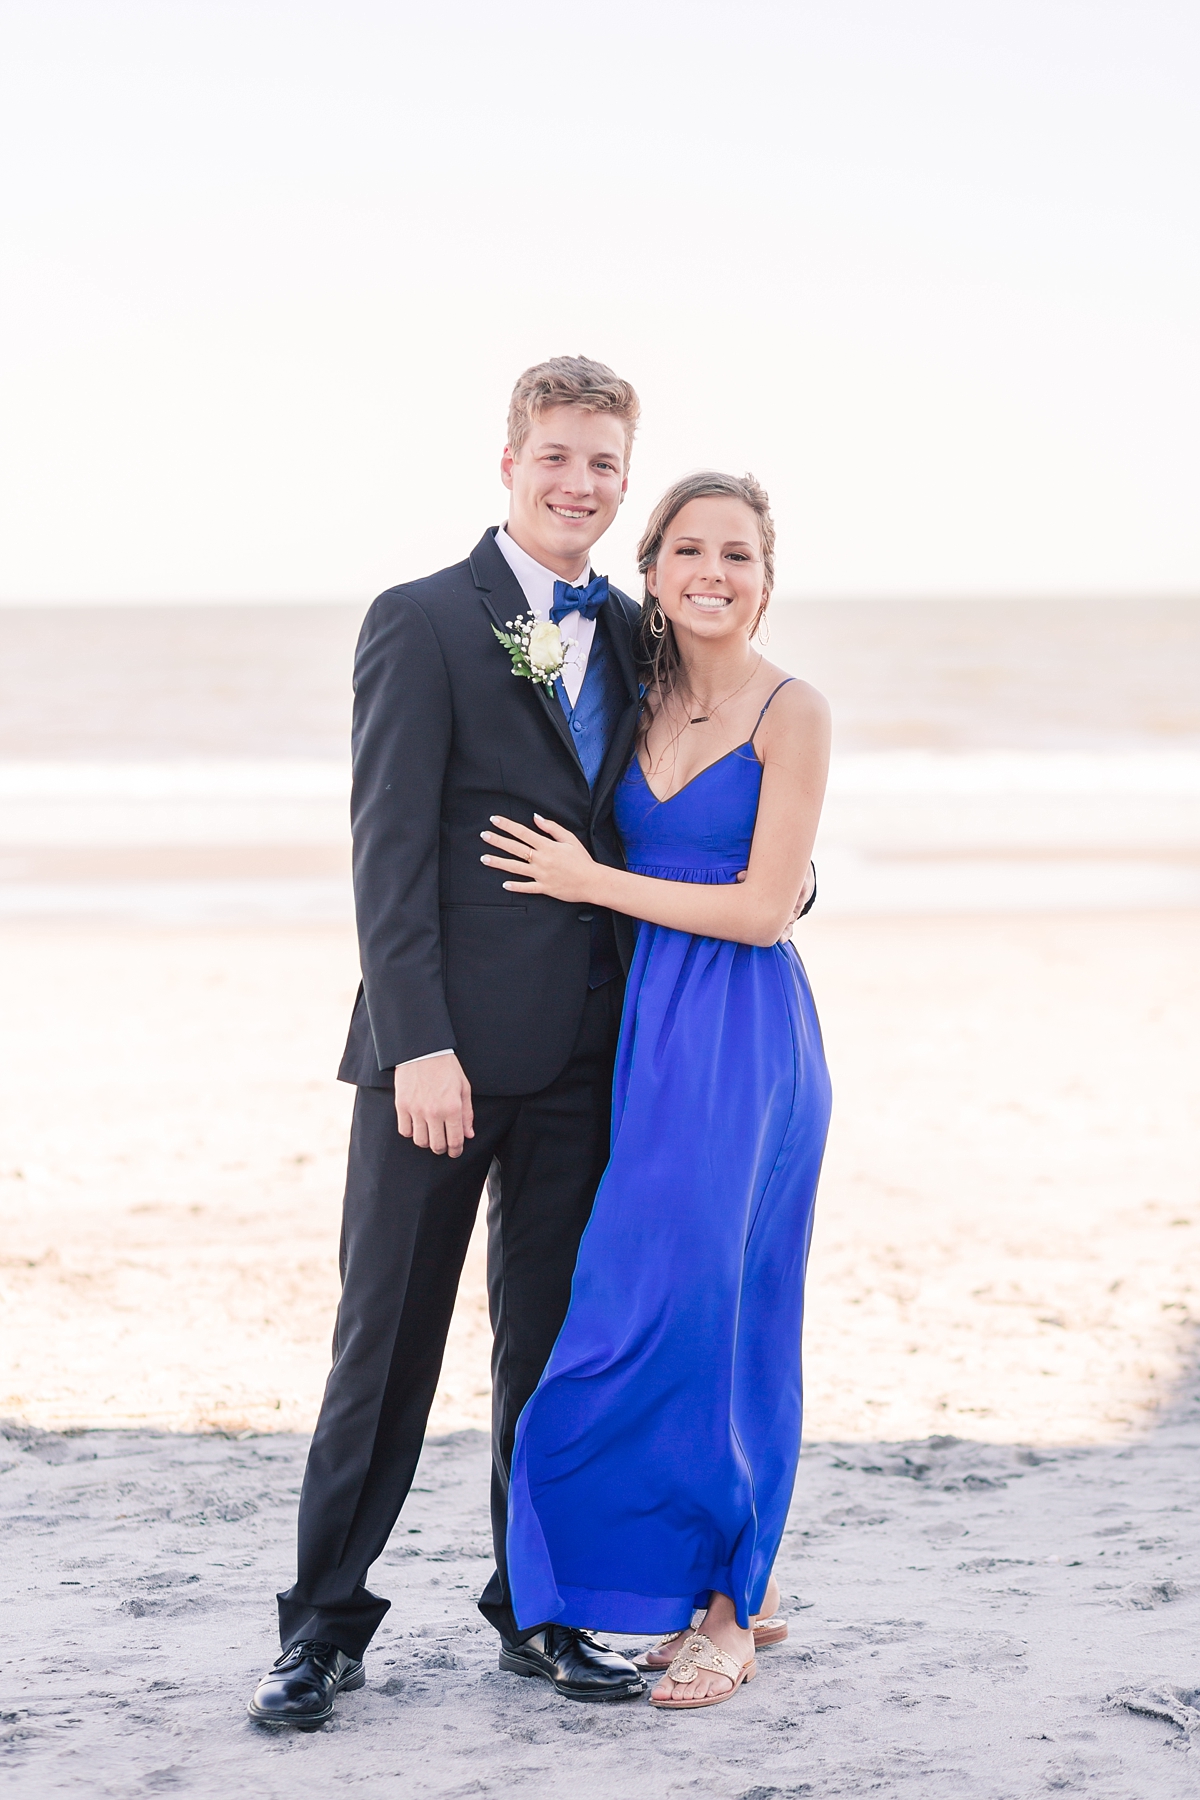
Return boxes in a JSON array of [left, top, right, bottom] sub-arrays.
[[647, 495, 767, 644]]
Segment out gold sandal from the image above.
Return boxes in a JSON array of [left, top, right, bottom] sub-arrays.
[[637, 1610, 787, 1670], [649, 1632, 757, 1710]]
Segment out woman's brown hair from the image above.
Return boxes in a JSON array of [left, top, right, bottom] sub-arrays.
[[634, 470, 776, 711]]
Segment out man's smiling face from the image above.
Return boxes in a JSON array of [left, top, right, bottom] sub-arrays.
[[501, 404, 629, 578]]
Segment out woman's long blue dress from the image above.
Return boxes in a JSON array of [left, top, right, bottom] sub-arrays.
[[506, 702, 833, 1635]]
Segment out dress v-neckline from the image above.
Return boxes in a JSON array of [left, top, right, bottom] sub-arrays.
[[632, 677, 794, 805], [633, 742, 759, 806]]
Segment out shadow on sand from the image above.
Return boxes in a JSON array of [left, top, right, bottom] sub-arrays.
[[2, 1354, 1198, 1799]]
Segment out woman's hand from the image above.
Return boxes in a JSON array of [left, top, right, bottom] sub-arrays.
[[480, 814, 599, 902]]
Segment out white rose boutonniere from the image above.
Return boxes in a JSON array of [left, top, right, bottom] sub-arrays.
[[493, 615, 570, 692]]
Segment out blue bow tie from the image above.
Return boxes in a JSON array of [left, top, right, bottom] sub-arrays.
[[550, 574, 609, 624]]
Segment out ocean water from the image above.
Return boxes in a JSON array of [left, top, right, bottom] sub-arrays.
[[2, 600, 1198, 920]]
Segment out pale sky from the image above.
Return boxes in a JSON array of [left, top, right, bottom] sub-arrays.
[[2, 0, 1197, 602]]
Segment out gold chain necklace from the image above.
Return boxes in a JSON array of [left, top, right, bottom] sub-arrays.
[[681, 654, 762, 725]]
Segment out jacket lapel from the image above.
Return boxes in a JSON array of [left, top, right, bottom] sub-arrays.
[[589, 598, 641, 819], [469, 530, 585, 777], [604, 592, 640, 705]]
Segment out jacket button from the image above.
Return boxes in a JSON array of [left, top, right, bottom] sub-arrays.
[[577, 910, 594, 922]]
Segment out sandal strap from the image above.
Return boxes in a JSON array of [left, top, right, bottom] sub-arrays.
[[664, 1632, 743, 1685]]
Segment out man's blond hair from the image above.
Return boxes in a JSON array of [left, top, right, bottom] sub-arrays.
[[507, 355, 640, 465]]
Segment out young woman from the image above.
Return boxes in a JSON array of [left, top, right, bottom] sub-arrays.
[[480, 471, 832, 1709]]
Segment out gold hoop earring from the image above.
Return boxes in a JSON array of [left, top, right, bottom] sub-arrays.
[[648, 604, 667, 639], [755, 609, 771, 645]]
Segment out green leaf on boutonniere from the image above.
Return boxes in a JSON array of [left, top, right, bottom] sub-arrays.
[[492, 618, 567, 693]]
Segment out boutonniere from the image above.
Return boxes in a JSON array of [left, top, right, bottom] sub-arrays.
[[493, 616, 570, 693]]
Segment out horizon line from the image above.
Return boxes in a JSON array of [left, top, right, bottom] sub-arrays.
[[3, 591, 1199, 610]]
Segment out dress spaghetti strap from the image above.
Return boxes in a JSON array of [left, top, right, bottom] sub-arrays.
[[748, 677, 795, 746]]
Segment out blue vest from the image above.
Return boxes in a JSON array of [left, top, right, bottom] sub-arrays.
[[556, 619, 626, 984], [555, 617, 626, 788]]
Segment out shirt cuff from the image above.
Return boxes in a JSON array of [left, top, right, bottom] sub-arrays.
[[397, 1048, 455, 1067]]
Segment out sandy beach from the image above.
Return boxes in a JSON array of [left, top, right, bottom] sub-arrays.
[[2, 600, 1198, 1794], [4, 1404, 1199, 1799], [2, 911, 1198, 1448], [2, 907, 1198, 1796], [5, 0, 1199, 1783]]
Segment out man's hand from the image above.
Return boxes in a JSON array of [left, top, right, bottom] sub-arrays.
[[786, 860, 816, 934], [394, 1053, 474, 1158], [736, 860, 815, 941]]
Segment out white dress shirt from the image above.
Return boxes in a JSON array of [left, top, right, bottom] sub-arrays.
[[399, 525, 598, 1069], [493, 524, 596, 709]]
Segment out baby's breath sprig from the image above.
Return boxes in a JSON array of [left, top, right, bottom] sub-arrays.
[[492, 616, 569, 692]]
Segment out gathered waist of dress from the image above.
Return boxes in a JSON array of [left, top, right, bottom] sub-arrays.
[[625, 860, 745, 886]]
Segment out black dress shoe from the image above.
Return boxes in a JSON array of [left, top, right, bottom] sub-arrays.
[[499, 1625, 646, 1702], [247, 1639, 365, 1730]]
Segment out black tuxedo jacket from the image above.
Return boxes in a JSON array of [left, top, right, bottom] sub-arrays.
[[338, 528, 642, 1096]]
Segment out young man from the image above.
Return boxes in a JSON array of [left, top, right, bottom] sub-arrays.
[[249, 356, 650, 1725]]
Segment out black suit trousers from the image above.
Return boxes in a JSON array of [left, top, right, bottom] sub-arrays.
[[277, 980, 623, 1658]]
